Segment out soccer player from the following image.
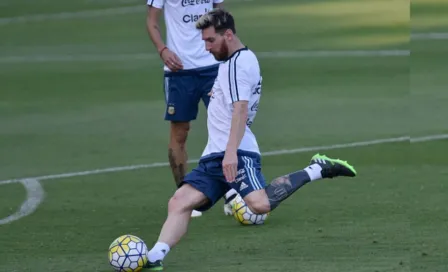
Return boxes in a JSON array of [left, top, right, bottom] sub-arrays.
[[144, 9, 357, 270], [146, 0, 237, 218]]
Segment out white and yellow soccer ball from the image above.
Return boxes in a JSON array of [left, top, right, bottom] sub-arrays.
[[231, 194, 269, 225], [108, 234, 148, 272]]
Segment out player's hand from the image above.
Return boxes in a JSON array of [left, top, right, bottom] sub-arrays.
[[223, 151, 238, 183], [160, 48, 183, 72]]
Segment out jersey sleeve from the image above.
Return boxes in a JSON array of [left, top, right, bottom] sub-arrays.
[[225, 56, 257, 104], [147, 0, 164, 9], [213, 0, 224, 3]]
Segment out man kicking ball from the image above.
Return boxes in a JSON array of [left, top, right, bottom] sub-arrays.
[[144, 8, 357, 271]]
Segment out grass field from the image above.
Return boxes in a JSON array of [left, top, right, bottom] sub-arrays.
[[0, 0, 447, 271]]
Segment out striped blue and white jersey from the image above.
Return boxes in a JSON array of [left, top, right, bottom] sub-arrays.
[[201, 47, 263, 158]]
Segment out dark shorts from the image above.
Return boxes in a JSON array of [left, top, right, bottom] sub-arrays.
[[163, 64, 219, 122], [182, 150, 267, 212]]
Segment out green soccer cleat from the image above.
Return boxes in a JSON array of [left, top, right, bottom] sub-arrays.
[[144, 260, 164, 271], [310, 153, 357, 178]]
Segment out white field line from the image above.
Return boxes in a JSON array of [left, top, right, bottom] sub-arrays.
[[0, 1, 447, 45], [0, 6, 142, 25], [0, 134, 446, 225], [0, 134, 447, 186], [0, 3, 447, 42], [0, 0, 249, 25], [411, 32, 448, 40], [0, 179, 45, 225], [410, 134, 448, 143], [0, 50, 409, 64], [257, 50, 409, 58]]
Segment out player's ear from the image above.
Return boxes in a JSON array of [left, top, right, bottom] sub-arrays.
[[224, 29, 233, 40]]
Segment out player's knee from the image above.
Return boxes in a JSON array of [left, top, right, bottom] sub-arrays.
[[170, 122, 190, 145], [167, 186, 197, 214], [244, 198, 270, 214], [168, 193, 190, 214]]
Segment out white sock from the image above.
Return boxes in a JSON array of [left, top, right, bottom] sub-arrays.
[[147, 242, 170, 262], [304, 163, 323, 181], [225, 189, 237, 200]]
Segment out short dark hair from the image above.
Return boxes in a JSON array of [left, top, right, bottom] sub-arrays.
[[196, 8, 236, 34]]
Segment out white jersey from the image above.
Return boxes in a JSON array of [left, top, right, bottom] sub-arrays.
[[148, 0, 224, 71], [201, 47, 263, 158]]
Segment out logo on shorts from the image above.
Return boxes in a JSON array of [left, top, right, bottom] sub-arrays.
[[235, 169, 246, 183], [167, 106, 175, 115], [240, 182, 249, 191]]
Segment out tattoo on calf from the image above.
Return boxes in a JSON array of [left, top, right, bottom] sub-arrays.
[[265, 170, 311, 210], [168, 148, 185, 187], [265, 175, 292, 210]]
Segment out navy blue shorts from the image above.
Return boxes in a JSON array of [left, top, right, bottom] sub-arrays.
[[163, 64, 219, 122], [182, 150, 267, 212]]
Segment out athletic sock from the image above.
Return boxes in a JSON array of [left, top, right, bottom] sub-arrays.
[[147, 242, 170, 262]]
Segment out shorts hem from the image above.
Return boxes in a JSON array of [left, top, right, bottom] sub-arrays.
[[164, 116, 197, 122], [181, 180, 215, 212]]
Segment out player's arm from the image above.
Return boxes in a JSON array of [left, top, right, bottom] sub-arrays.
[[223, 100, 248, 183], [227, 101, 248, 154], [146, 6, 165, 54], [146, 2, 183, 71], [223, 61, 254, 183]]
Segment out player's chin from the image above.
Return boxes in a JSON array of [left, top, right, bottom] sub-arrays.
[[212, 53, 227, 61]]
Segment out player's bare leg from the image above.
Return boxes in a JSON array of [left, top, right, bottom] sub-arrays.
[[158, 184, 208, 246], [241, 189, 270, 214], [168, 122, 189, 187], [243, 154, 357, 214], [168, 122, 201, 217], [145, 184, 209, 270]]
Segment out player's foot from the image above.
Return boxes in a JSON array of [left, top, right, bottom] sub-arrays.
[[191, 210, 202, 218], [144, 260, 163, 271], [310, 153, 357, 178], [223, 202, 233, 216]]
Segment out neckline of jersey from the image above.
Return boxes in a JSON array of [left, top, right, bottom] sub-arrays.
[[226, 46, 249, 61]]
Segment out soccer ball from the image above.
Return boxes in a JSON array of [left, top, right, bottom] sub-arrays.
[[108, 234, 148, 272], [231, 194, 269, 225]]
